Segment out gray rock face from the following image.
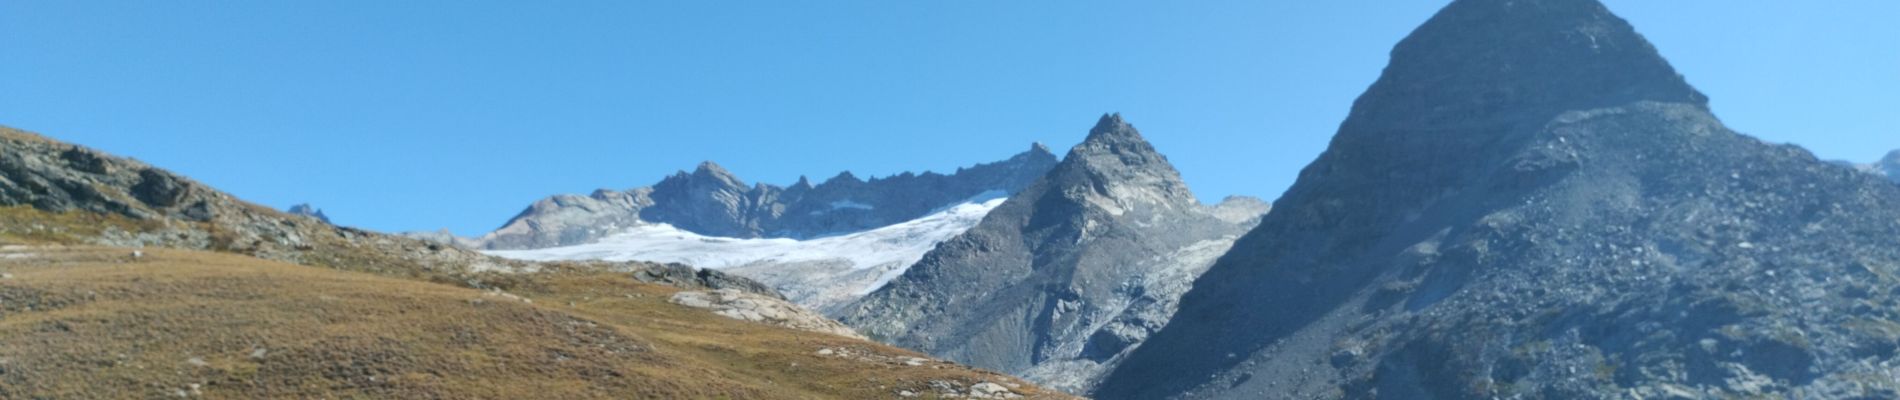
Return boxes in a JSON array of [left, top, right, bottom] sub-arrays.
[[477, 144, 1059, 249], [286, 203, 331, 224], [628, 262, 781, 296], [671, 289, 867, 339], [480, 189, 656, 250], [1100, 1, 1900, 399], [839, 114, 1267, 393]]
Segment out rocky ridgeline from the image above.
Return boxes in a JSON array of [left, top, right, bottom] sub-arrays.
[[473, 143, 1059, 249], [841, 114, 1270, 393], [0, 127, 778, 299], [285, 203, 331, 224], [1100, 0, 1900, 399]]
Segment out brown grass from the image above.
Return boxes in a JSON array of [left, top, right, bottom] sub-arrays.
[[0, 206, 164, 245], [0, 247, 1071, 399]]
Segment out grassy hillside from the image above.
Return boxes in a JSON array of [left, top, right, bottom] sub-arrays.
[[0, 246, 1069, 399]]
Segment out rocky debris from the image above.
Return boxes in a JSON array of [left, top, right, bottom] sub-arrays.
[[475, 143, 1059, 249], [1208, 195, 1272, 225], [841, 114, 1268, 393], [0, 127, 783, 300], [813, 345, 945, 367], [479, 289, 533, 304], [670, 289, 865, 339], [397, 228, 484, 249], [630, 263, 780, 298], [285, 203, 331, 224], [971, 382, 1022, 399], [1100, 1, 1900, 399]]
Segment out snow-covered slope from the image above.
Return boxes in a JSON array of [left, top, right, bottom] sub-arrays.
[[488, 193, 1008, 314]]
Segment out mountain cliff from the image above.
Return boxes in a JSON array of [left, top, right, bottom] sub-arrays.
[[1099, 1, 1900, 399], [840, 114, 1268, 393]]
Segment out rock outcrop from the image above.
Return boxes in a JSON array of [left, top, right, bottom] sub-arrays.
[[1099, 1, 1900, 399], [840, 114, 1268, 393], [476, 144, 1059, 249], [671, 289, 867, 339]]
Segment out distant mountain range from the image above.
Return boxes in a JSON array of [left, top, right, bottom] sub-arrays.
[[465, 144, 1059, 250]]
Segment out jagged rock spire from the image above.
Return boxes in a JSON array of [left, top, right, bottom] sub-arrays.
[[1056, 113, 1196, 207]]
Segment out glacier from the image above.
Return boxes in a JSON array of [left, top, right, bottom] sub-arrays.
[[487, 193, 1008, 314]]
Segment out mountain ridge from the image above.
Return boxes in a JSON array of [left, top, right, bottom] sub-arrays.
[[471, 143, 1060, 249]]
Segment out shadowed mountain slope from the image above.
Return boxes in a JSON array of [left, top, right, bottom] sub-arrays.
[[842, 114, 1268, 393], [1099, 0, 1900, 398]]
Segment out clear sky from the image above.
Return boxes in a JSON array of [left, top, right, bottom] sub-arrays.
[[3, 1, 1895, 235]]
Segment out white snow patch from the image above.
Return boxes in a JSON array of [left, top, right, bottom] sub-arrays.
[[488, 196, 1007, 297]]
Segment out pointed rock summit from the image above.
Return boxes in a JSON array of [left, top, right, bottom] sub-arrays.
[[285, 203, 331, 224], [690, 161, 745, 187], [839, 114, 1268, 393], [1350, 0, 1703, 128], [1100, 1, 1900, 399]]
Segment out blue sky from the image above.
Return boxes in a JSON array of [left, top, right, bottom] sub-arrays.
[[3, 1, 1895, 235]]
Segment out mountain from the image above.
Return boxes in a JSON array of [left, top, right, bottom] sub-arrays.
[[0, 126, 1078, 399], [839, 114, 1270, 393], [1099, 1, 1900, 399], [286, 203, 331, 224], [478, 144, 1059, 249], [490, 192, 1011, 314]]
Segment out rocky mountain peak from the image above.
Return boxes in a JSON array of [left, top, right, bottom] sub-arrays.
[[690, 161, 746, 188], [839, 115, 1264, 393], [1350, 0, 1703, 130], [1055, 113, 1197, 210], [822, 171, 862, 186], [286, 203, 331, 224], [1081, 113, 1140, 143], [1030, 142, 1054, 158], [1098, 2, 1900, 399]]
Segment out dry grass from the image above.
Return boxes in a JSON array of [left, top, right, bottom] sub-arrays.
[[0, 206, 164, 245], [0, 247, 1070, 399]]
